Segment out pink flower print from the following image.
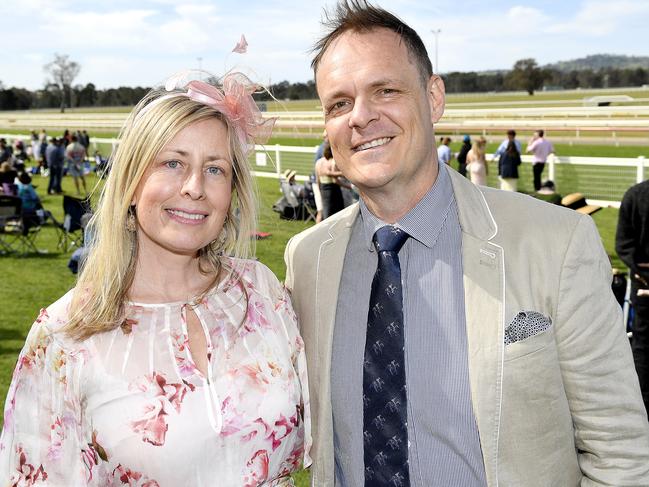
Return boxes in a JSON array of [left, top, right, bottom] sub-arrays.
[[112, 464, 159, 487], [12, 445, 48, 486], [35, 308, 49, 325], [277, 445, 305, 477], [242, 449, 269, 487], [171, 330, 196, 376], [269, 413, 295, 451], [142, 481, 161, 487], [132, 373, 194, 445], [81, 430, 109, 482], [244, 296, 272, 332], [120, 318, 138, 335]]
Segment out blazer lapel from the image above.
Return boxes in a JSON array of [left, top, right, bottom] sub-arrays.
[[311, 205, 358, 483], [448, 167, 504, 486]]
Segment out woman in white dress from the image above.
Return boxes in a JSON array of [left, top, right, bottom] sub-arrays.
[[0, 72, 311, 486], [465, 136, 488, 186]]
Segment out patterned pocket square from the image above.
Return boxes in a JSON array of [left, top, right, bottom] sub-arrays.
[[504, 311, 552, 345]]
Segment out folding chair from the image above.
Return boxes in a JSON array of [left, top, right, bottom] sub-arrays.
[[279, 179, 317, 222], [0, 195, 43, 255], [54, 195, 92, 252]]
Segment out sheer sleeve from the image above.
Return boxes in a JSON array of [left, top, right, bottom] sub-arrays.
[[0, 306, 90, 485]]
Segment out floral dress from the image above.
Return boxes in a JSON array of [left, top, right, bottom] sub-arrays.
[[0, 258, 311, 486]]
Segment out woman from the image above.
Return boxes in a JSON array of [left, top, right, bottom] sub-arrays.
[[314, 141, 344, 219], [465, 136, 488, 186], [0, 72, 311, 486], [498, 140, 522, 192]]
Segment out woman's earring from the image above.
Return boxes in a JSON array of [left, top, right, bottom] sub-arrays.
[[126, 206, 137, 232]]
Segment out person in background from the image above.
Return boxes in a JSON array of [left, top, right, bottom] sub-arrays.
[[0, 70, 311, 485], [437, 136, 452, 165], [497, 140, 521, 191], [526, 129, 554, 191], [456, 134, 471, 177], [46, 138, 64, 194], [65, 134, 88, 195], [616, 179, 649, 418], [16, 172, 43, 233], [465, 136, 488, 186], [315, 140, 345, 219], [493, 129, 521, 161]]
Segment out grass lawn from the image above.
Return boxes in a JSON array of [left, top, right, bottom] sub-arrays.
[[0, 165, 629, 486]]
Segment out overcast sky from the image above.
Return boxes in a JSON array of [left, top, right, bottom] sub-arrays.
[[3, 0, 648, 90]]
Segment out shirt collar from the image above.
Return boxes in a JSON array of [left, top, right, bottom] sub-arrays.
[[359, 163, 455, 251]]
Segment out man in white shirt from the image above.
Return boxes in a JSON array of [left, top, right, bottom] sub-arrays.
[[526, 129, 554, 191], [437, 136, 452, 165]]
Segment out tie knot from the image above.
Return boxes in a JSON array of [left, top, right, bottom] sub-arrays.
[[373, 225, 409, 253]]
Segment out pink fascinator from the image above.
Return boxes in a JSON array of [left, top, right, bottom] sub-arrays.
[[164, 71, 275, 153]]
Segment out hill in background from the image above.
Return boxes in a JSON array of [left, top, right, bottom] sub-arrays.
[[545, 54, 649, 72]]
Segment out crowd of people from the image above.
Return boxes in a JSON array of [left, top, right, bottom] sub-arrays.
[[1, 1, 648, 486]]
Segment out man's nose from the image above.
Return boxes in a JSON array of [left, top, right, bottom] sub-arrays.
[[348, 98, 378, 129]]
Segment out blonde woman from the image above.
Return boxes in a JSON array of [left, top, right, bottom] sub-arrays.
[[0, 72, 311, 486], [465, 136, 488, 186]]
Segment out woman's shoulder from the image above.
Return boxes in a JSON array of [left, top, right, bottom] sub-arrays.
[[221, 257, 284, 299]]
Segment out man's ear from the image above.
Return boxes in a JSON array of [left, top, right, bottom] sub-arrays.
[[427, 74, 446, 124]]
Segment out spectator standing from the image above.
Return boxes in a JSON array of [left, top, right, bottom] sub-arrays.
[[497, 140, 522, 191], [456, 135, 471, 177], [437, 136, 452, 165], [38, 129, 48, 165], [493, 129, 521, 161], [46, 138, 64, 194], [465, 136, 488, 186], [30, 130, 40, 163], [315, 141, 344, 219], [616, 179, 649, 417], [65, 135, 87, 195], [0, 139, 13, 164], [526, 129, 554, 191]]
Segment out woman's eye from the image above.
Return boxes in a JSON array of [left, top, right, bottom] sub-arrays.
[[165, 160, 180, 169], [206, 166, 223, 176]]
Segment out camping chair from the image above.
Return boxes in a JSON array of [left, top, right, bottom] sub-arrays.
[[54, 195, 92, 252], [278, 179, 317, 222], [0, 195, 43, 255]]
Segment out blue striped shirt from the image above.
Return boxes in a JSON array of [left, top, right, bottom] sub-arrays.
[[331, 165, 487, 486]]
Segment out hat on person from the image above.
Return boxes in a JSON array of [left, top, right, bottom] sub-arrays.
[[561, 193, 601, 215], [463, 135, 471, 143], [283, 169, 296, 180]]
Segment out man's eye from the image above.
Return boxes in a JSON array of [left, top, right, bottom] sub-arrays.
[[327, 100, 349, 115]]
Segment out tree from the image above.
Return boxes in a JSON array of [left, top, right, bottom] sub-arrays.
[[506, 58, 547, 95], [44, 53, 81, 112]]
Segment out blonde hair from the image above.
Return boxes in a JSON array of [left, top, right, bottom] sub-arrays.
[[65, 87, 257, 341], [472, 136, 487, 160]]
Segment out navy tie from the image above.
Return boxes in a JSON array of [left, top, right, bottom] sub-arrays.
[[363, 225, 410, 487]]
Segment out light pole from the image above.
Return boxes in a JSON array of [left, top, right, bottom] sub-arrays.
[[431, 29, 441, 74]]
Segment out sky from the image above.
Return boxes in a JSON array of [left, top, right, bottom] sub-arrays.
[[3, 0, 648, 90]]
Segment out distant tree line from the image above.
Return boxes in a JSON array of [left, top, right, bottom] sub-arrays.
[[443, 64, 649, 94], [2, 57, 649, 110]]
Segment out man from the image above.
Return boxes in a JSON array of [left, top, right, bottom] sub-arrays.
[[436, 136, 451, 165], [46, 137, 64, 194], [617, 179, 649, 418], [65, 134, 88, 195], [493, 129, 521, 160], [285, 1, 649, 486], [526, 129, 554, 191]]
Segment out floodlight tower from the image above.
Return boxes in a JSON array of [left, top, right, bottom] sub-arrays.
[[431, 29, 441, 74]]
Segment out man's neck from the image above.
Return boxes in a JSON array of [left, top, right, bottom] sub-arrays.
[[359, 163, 439, 224]]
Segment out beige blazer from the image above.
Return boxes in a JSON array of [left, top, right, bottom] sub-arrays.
[[285, 166, 649, 487]]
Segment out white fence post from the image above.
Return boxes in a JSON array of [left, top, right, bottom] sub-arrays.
[[548, 154, 556, 182], [638, 156, 646, 183], [275, 144, 281, 177]]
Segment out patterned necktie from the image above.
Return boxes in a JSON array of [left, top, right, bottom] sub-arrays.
[[363, 225, 410, 487]]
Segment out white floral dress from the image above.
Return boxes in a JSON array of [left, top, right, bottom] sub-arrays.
[[0, 258, 311, 486]]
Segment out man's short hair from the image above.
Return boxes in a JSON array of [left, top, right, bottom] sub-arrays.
[[537, 129, 545, 137], [507, 129, 516, 137], [311, 0, 433, 86]]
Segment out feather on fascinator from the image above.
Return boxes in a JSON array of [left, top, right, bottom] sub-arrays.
[[156, 70, 276, 154]]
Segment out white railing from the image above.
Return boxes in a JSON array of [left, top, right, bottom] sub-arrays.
[[2, 134, 645, 205]]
